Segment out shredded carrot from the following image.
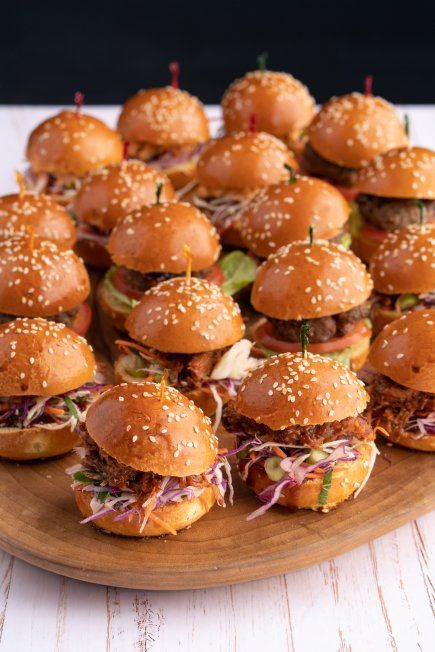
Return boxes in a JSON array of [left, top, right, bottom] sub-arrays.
[[45, 406, 65, 416], [218, 448, 228, 455], [115, 339, 166, 364], [249, 451, 256, 461], [148, 513, 177, 536], [272, 446, 286, 459]]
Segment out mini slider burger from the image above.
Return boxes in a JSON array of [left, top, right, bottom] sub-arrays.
[[369, 222, 435, 334], [0, 318, 102, 460], [70, 382, 232, 537], [222, 348, 376, 518], [72, 160, 174, 268], [352, 146, 435, 262], [25, 105, 123, 207], [191, 130, 297, 246], [301, 90, 407, 198], [367, 309, 435, 452], [240, 169, 351, 258], [115, 276, 260, 418], [221, 54, 315, 151], [0, 233, 91, 335], [251, 238, 373, 370], [117, 66, 210, 190]]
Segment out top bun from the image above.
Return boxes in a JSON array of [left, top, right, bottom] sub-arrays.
[[108, 201, 220, 273], [222, 70, 315, 138], [236, 352, 368, 429], [370, 224, 435, 294], [0, 234, 90, 317], [0, 192, 76, 249], [117, 87, 210, 147], [126, 277, 245, 353], [369, 309, 435, 393], [26, 111, 123, 178], [308, 93, 408, 169], [196, 132, 297, 191], [86, 382, 217, 476], [356, 147, 435, 199], [0, 318, 95, 396], [240, 175, 350, 258], [252, 240, 373, 319], [73, 160, 175, 231]]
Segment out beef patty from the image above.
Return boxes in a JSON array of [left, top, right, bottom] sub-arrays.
[[301, 142, 358, 187], [356, 194, 435, 231]]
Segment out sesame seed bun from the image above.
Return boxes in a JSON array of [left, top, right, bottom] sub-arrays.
[[308, 93, 407, 169], [222, 70, 315, 139], [0, 193, 77, 249], [0, 235, 90, 317], [126, 277, 245, 353], [236, 352, 369, 429], [74, 483, 215, 537], [26, 111, 123, 178], [240, 176, 350, 258], [242, 442, 373, 511], [117, 87, 210, 148], [107, 201, 221, 273], [73, 160, 175, 232], [196, 132, 297, 191], [251, 240, 373, 320], [356, 147, 435, 199], [369, 309, 435, 393], [0, 424, 80, 461], [0, 318, 96, 396], [375, 425, 435, 453], [369, 224, 435, 294], [86, 382, 217, 476]]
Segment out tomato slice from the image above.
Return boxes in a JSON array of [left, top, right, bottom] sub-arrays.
[[252, 319, 371, 354], [111, 268, 144, 301], [201, 263, 226, 287], [360, 223, 388, 243], [71, 302, 92, 336]]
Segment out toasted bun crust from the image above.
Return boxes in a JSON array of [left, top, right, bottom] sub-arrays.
[[240, 176, 350, 257], [349, 336, 371, 372], [374, 422, 435, 452], [0, 318, 95, 396], [197, 132, 297, 191], [0, 235, 90, 317], [370, 224, 435, 293], [108, 202, 221, 273], [86, 382, 217, 476], [243, 442, 373, 510], [222, 70, 315, 138], [0, 423, 79, 461], [0, 193, 77, 249], [350, 227, 384, 264], [73, 236, 112, 269], [73, 161, 175, 231], [117, 87, 209, 147], [369, 309, 435, 392], [74, 484, 215, 536], [126, 277, 245, 353], [251, 240, 373, 319], [356, 147, 435, 199], [97, 280, 130, 332], [236, 352, 368, 429], [308, 93, 407, 168], [26, 111, 123, 177]]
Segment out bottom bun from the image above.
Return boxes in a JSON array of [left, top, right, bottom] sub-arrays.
[[349, 335, 371, 372], [371, 305, 401, 337], [74, 237, 112, 269], [74, 484, 216, 537], [242, 442, 373, 511], [97, 280, 131, 332], [375, 422, 435, 453], [0, 424, 79, 461], [350, 230, 382, 264]]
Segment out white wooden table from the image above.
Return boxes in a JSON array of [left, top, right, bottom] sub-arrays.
[[0, 106, 433, 652]]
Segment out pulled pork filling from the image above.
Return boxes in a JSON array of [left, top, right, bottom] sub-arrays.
[[127, 142, 206, 168], [24, 168, 80, 205], [356, 194, 435, 231], [301, 142, 358, 187], [368, 374, 435, 439], [371, 291, 435, 315], [0, 306, 79, 329]]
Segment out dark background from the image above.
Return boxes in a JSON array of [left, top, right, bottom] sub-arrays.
[[2, 0, 434, 105]]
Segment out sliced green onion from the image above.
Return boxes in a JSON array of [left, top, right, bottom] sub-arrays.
[[64, 396, 79, 420]]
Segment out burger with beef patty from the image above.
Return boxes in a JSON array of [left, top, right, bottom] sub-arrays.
[[25, 110, 123, 208], [190, 131, 297, 246], [0, 233, 91, 335], [69, 382, 232, 536], [369, 223, 435, 334], [301, 92, 408, 199], [115, 276, 260, 418], [352, 147, 435, 262], [0, 318, 106, 460], [367, 309, 435, 452], [250, 239, 373, 370], [222, 352, 376, 517], [72, 160, 174, 268], [117, 85, 209, 190], [239, 172, 351, 258]]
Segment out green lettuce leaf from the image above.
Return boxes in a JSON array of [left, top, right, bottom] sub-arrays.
[[218, 251, 257, 296], [104, 267, 138, 310]]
